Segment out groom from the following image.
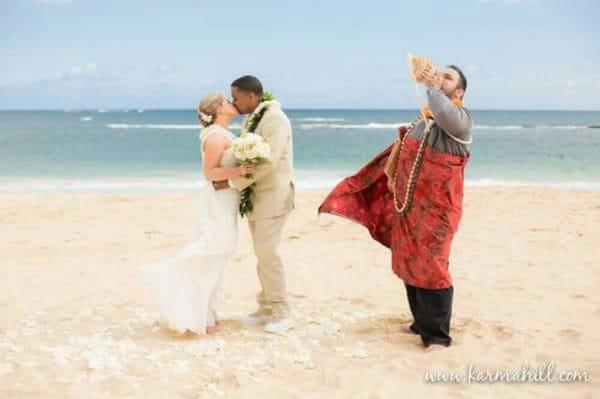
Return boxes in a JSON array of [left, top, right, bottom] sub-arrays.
[[214, 75, 295, 333]]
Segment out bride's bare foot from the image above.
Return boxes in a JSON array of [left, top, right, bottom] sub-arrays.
[[206, 326, 219, 335]]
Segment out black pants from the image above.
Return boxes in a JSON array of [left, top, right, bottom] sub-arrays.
[[405, 284, 453, 347]]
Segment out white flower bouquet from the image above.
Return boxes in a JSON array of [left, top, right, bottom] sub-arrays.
[[231, 133, 271, 176]]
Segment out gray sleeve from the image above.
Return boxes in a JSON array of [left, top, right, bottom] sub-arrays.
[[426, 85, 473, 140]]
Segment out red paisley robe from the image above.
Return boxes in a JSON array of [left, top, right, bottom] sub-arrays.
[[318, 127, 469, 289]]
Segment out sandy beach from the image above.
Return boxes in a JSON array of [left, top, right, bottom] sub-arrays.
[[1, 188, 599, 398]]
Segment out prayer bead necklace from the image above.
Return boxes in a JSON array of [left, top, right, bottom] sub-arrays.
[[391, 116, 432, 215]]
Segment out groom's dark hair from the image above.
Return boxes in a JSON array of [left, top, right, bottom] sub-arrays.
[[231, 75, 263, 97]]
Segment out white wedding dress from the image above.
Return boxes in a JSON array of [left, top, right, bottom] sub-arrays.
[[139, 125, 240, 334]]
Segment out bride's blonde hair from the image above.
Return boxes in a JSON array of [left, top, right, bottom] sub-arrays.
[[197, 92, 225, 128]]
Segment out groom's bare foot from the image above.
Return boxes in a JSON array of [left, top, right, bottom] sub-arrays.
[[206, 326, 219, 335]]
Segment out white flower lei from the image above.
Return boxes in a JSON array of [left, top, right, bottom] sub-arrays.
[[241, 100, 281, 135]]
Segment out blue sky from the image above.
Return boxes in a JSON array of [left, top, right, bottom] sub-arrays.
[[1, 0, 598, 110]]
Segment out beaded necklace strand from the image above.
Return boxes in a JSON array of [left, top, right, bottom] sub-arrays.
[[391, 116, 433, 215]]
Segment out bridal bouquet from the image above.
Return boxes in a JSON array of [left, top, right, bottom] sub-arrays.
[[231, 132, 271, 218], [231, 133, 271, 172]]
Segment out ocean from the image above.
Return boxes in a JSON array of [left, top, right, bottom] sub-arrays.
[[1, 109, 599, 193]]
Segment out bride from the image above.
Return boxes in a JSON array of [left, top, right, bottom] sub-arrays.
[[140, 92, 254, 335]]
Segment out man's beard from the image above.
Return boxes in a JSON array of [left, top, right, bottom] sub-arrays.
[[443, 88, 458, 100]]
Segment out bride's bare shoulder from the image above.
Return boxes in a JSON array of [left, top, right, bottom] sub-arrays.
[[202, 132, 229, 152], [200, 125, 234, 142], [200, 128, 231, 155]]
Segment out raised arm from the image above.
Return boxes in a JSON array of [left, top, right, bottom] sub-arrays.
[[427, 85, 473, 140]]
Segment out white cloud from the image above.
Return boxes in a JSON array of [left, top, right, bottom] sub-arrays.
[[44, 63, 97, 81]]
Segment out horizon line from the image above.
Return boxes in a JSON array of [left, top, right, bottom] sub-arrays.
[[1, 108, 599, 112]]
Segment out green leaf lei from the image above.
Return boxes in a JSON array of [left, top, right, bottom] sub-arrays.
[[238, 91, 275, 218]]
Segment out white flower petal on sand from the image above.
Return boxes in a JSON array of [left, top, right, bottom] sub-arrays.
[[9, 344, 24, 352], [207, 383, 225, 397], [184, 340, 225, 357], [22, 318, 37, 328], [22, 361, 37, 369], [0, 362, 14, 375], [331, 311, 369, 324], [173, 360, 191, 374], [287, 336, 313, 368], [81, 348, 120, 372], [145, 352, 163, 361], [117, 340, 139, 353], [168, 343, 184, 352], [347, 342, 368, 359], [5, 330, 18, 339], [40, 345, 71, 366], [304, 320, 340, 337], [65, 335, 139, 374]]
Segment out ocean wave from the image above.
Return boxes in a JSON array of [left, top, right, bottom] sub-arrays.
[[107, 123, 242, 130], [80, 117, 93, 122], [296, 117, 346, 122], [107, 124, 199, 130], [299, 122, 600, 131], [300, 122, 409, 130], [474, 124, 598, 130], [0, 179, 205, 194], [1, 177, 599, 194], [0, 178, 340, 193]]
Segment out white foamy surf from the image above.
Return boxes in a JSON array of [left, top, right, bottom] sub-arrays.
[[1, 177, 599, 195], [106, 123, 242, 130]]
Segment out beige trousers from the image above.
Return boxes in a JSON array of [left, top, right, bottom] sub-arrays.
[[248, 213, 290, 317]]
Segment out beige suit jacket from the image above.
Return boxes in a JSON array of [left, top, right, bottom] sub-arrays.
[[230, 105, 295, 221]]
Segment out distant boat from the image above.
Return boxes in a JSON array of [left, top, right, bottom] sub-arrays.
[[98, 109, 107, 113]]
